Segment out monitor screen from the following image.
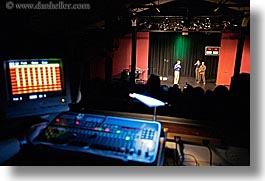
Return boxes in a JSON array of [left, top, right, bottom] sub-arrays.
[[0, 58, 71, 119]]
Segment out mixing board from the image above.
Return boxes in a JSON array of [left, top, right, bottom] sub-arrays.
[[33, 112, 162, 164]]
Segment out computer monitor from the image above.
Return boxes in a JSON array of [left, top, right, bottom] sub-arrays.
[[0, 58, 71, 120]]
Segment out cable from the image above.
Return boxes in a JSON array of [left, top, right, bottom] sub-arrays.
[[209, 145, 233, 165], [174, 136, 184, 165], [207, 145, 213, 166], [167, 137, 205, 166], [180, 154, 200, 166], [202, 139, 213, 166], [173, 136, 200, 166]]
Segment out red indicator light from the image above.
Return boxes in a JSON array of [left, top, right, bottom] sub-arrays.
[[55, 118, 60, 123], [105, 128, 110, 132], [214, 48, 218, 50], [75, 120, 80, 125], [94, 127, 98, 131]]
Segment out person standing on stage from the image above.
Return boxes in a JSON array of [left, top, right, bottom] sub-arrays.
[[174, 60, 181, 85], [198, 61, 206, 84], [194, 59, 201, 83]]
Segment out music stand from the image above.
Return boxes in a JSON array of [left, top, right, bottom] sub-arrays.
[[129, 93, 165, 121]]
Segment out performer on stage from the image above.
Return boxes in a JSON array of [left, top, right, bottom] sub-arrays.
[[194, 59, 201, 83], [198, 61, 206, 84], [173, 60, 181, 85]]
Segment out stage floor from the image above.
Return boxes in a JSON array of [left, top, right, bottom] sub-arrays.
[[137, 76, 217, 92]]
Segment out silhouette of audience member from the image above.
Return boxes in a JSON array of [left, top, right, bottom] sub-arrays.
[[205, 89, 213, 97], [183, 83, 194, 95], [160, 85, 169, 101], [213, 85, 229, 97], [228, 73, 250, 147], [144, 74, 162, 100], [230, 73, 250, 98], [193, 86, 205, 96], [167, 84, 181, 107], [208, 85, 231, 122], [169, 84, 182, 97]]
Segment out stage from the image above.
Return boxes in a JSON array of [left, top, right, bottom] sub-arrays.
[[136, 76, 218, 92]]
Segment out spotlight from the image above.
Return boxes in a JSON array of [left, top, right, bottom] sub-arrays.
[[213, 7, 220, 13]]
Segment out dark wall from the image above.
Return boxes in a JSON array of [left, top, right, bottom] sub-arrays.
[[0, 23, 114, 103]]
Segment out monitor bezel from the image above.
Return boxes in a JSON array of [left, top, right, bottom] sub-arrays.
[[0, 57, 71, 119]]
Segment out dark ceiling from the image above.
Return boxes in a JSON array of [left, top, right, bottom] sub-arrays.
[[1, 0, 250, 37]]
